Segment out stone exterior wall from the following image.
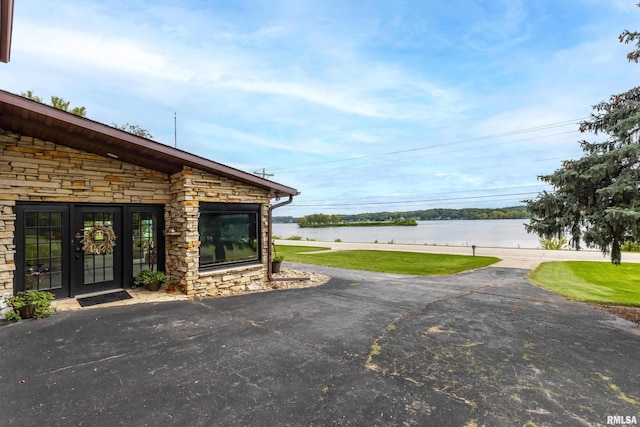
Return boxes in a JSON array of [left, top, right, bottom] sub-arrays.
[[167, 167, 272, 298], [0, 128, 275, 298], [0, 130, 172, 293], [0, 132, 171, 205], [0, 200, 14, 294]]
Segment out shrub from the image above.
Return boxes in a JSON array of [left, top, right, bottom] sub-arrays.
[[538, 236, 568, 250], [621, 240, 640, 252], [133, 270, 167, 288], [4, 290, 56, 321]]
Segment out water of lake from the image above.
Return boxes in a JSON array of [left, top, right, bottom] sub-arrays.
[[273, 219, 540, 249]]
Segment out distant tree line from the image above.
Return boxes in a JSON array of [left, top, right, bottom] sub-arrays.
[[273, 206, 529, 224], [273, 216, 298, 223], [297, 214, 417, 228]]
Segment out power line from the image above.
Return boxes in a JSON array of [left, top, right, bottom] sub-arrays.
[[266, 118, 587, 172], [461, 154, 580, 173], [270, 129, 581, 175], [334, 130, 578, 174], [266, 118, 585, 212], [293, 184, 549, 205], [292, 191, 542, 208], [274, 130, 579, 186]]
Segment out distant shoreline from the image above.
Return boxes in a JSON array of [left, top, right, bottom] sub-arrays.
[[299, 221, 418, 228], [274, 206, 529, 224]]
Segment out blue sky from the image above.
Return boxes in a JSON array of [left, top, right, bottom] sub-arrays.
[[2, 0, 639, 217]]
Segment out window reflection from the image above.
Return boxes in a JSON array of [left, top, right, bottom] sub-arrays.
[[199, 204, 260, 269]]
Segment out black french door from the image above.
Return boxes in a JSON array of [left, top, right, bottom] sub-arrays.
[[15, 203, 165, 298], [72, 206, 123, 295]]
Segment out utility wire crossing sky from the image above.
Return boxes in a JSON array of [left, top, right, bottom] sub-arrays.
[[1, 0, 638, 216]]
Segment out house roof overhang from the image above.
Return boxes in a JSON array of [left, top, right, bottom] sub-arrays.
[[0, 0, 13, 63], [0, 90, 299, 198]]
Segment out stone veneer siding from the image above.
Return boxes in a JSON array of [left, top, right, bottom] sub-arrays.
[[167, 167, 272, 298], [0, 129, 274, 298]]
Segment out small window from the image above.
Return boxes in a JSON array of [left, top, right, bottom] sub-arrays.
[[199, 203, 261, 270]]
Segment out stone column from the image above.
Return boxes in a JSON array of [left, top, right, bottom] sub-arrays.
[[167, 169, 200, 297], [0, 200, 16, 292]]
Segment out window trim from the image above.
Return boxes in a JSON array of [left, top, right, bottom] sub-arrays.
[[198, 203, 262, 271]]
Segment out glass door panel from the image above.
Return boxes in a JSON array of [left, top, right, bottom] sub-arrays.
[[15, 204, 70, 298], [81, 212, 115, 284], [74, 206, 122, 294], [132, 212, 159, 277], [24, 211, 64, 291]]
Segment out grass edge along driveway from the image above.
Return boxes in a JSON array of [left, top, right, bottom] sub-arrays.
[[529, 261, 640, 307], [277, 245, 499, 276]]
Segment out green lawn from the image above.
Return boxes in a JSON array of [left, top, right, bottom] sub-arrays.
[[277, 245, 499, 276], [529, 261, 640, 306]]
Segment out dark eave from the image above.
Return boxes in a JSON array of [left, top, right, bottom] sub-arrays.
[[0, 90, 299, 197], [0, 0, 13, 63]]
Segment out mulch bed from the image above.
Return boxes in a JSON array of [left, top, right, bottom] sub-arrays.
[[595, 304, 640, 326]]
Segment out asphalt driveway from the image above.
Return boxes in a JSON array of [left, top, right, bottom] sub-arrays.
[[2, 264, 639, 426]]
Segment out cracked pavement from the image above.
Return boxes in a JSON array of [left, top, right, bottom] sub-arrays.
[[1, 264, 639, 426]]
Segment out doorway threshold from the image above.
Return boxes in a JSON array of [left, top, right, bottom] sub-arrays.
[[52, 287, 189, 312], [76, 289, 127, 299]]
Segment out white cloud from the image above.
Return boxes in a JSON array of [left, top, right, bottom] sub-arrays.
[[15, 1, 467, 123], [16, 23, 174, 77]]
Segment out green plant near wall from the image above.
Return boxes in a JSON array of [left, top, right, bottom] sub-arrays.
[[271, 240, 285, 262], [4, 290, 56, 322], [133, 270, 168, 288]]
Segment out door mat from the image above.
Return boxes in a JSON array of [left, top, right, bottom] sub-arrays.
[[77, 290, 133, 307]]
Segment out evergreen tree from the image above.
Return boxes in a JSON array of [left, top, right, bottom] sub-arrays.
[[525, 9, 640, 264]]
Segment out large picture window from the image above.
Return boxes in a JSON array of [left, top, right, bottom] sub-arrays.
[[199, 203, 261, 270]]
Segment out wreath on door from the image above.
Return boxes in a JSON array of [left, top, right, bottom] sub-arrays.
[[80, 226, 117, 254]]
